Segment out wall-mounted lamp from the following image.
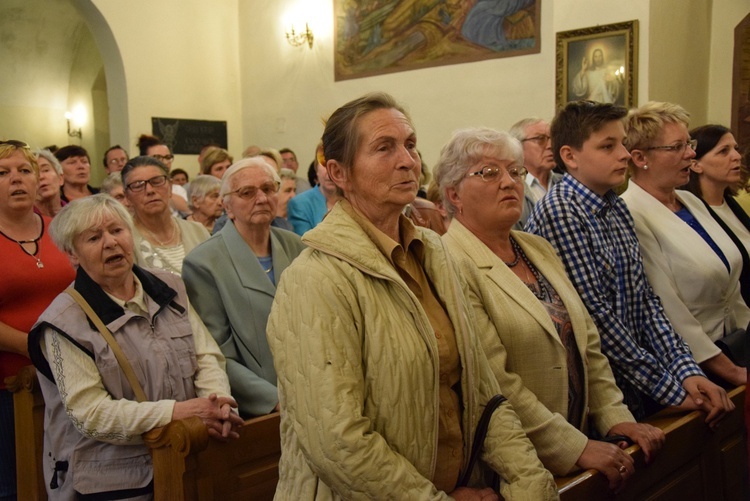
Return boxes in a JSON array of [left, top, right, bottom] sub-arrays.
[[64, 111, 82, 139], [286, 23, 314, 49]]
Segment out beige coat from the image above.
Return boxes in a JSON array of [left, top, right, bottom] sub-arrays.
[[444, 221, 634, 475], [267, 201, 557, 500]]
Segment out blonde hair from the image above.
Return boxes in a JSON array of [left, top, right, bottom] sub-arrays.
[[624, 101, 690, 151]]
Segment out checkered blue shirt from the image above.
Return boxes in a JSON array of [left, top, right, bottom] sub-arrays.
[[526, 174, 703, 417]]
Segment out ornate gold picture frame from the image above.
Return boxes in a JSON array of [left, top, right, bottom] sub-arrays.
[[556, 20, 638, 108]]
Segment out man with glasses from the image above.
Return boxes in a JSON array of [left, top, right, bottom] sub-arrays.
[[510, 118, 562, 227], [526, 100, 733, 424], [102, 145, 129, 174]]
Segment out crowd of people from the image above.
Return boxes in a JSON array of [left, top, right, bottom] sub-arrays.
[[0, 93, 748, 500]]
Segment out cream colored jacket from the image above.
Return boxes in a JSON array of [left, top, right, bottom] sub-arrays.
[[444, 221, 633, 475], [622, 183, 750, 362], [267, 201, 557, 500]]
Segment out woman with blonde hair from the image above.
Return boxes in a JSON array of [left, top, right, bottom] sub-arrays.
[[0, 140, 75, 499], [200, 147, 233, 179], [622, 102, 750, 385]]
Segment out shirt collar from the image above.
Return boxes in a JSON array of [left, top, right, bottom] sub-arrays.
[[340, 200, 425, 266], [105, 275, 148, 316], [562, 174, 618, 217]]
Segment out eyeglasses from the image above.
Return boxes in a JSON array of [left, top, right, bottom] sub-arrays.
[[108, 157, 128, 165], [521, 135, 551, 147], [0, 140, 30, 149], [644, 139, 697, 154], [467, 165, 526, 183], [226, 182, 280, 200], [126, 174, 169, 192], [151, 154, 174, 162]]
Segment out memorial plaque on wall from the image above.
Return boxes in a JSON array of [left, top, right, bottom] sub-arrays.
[[151, 117, 227, 155]]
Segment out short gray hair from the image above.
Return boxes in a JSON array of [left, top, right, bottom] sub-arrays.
[[433, 127, 523, 218], [279, 167, 296, 181], [100, 171, 123, 194], [188, 175, 221, 209], [50, 193, 134, 255], [35, 149, 62, 175], [220, 157, 281, 202], [509, 117, 545, 142]]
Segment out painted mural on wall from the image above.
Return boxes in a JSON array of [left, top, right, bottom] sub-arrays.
[[334, 0, 541, 81]]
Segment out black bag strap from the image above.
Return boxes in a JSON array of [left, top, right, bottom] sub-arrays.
[[457, 394, 507, 488]]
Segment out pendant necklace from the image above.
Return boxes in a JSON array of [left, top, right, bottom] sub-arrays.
[[142, 218, 178, 247], [0, 214, 45, 269]]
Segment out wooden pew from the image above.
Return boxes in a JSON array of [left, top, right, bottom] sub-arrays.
[[556, 385, 747, 500], [8, 363, 745, 500], [143, 412, 280, 501], [6, 365, 46, 501], [6, 365, 280, 501]]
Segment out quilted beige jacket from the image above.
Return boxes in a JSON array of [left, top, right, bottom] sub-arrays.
[[267, 201, 557, 500]]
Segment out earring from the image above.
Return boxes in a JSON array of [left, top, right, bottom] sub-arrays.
[[643, 164, 648, 170]]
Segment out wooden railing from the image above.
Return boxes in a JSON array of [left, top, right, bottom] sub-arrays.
[[556, 385, 747, 500], [143, 412, 280, 500], [8, 365, 747, 500]]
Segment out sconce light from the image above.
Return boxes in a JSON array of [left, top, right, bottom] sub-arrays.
[[286, 23, 314, 49], [64, 111, 82, 140]]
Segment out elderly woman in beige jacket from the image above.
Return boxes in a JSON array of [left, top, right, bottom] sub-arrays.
[[267, 93, 557, 500], [435, 127, 664, 493]]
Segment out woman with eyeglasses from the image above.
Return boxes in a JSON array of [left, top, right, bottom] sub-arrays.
[[0, 140, 75, 500], [622, 102, 750, 386], [182, 157, 304, 418], [436, 128, 663, 492], [122, 156, 209, 275], [137, 134, 191, 217]]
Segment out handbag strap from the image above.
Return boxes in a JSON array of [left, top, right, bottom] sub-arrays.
[[65, 287, 148, 403], [457, 394, 508, 488]]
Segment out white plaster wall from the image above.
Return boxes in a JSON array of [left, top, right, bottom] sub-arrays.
[[648, 0, 711, 125], [239, 0, 652, 169], [708, 0, 750, 125], [0, 0, 87, 148], [90, 0, 243, 177]]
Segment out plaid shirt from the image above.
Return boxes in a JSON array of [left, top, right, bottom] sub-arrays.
[[526, 174, 703, 418]]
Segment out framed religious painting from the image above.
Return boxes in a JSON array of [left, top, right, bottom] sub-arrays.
[[556, 20, 638, 108]]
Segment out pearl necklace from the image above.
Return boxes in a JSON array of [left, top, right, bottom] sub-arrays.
[[0, 214, 44, 269], [511, 238, 547, 300]]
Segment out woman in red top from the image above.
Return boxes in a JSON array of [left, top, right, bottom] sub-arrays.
[[0, 140, 75, 500]]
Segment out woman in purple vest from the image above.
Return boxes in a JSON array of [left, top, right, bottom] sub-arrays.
[[28, 194, 242, 500]]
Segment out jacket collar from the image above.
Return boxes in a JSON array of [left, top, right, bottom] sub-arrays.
[[218, 220, 285, 297], [73, 264, 178, 326], [446, 220, 562, 344], [303, 200, 427, 281]]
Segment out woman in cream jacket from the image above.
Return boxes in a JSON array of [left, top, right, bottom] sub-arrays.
[[435, 127, 663, 492], [622, 102, 749, 386], [267, 93, 556, 500]]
